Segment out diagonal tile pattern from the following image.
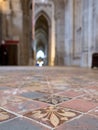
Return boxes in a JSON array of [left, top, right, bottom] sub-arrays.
[[88, 108, 98, 117], [59, 99, 98, 112], [34, 95, 71, 105], [1, 96, 49, 114], [0, 67, 98, 130], [55, 115, 98, 130], [0, 117, 51, 130], [24, 106, 80, 128], [0, 108, 16, 122]]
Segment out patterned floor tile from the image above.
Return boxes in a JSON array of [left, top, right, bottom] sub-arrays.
[[34, 95, 71, 105], [0, 108, 16, 123], [20, 91, 47, 99], [55, 115, 98, 130], [2, 96, 49, 114], [88, 86, 98, 91], [0, 86, 11, 90], [0, 117, 51, 130], [59, 99, 98, 112], [37, 88, 64, 94], [24, 106, 80, 128], [55, 90, 84, 98], [78, 94, 98, 104], [0, 67, 98, 129], [88, 108, 98, 117]]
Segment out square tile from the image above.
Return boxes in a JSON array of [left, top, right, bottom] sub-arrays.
[[0, 108, 16, 123], [0, 117, 50, 130], [34, 95, 71, 105], [0, 86, 11, 90], [55, 90, 84, 98], [24, 106, 80, 128], [88, 108, 98, 117], [2, 96, 49, 114], [37, 88, 64, 94], [78, 94, 98, 104], [55, 115, 98, 130], [59, 99, 98, 112], [88, 86, 98, 91], [20, 91, 47, 99]]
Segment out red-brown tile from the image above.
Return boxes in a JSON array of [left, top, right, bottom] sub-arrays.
[[2, 96, 49, 114], [55, 90, 84, 98], [88, 86, 98, 91], [59, 99, 98, 112], [78, 94, 98, 104], [88, 108, 98, 117]]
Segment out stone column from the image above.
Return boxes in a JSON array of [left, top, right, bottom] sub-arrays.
[[55, 0, 65, 65], [1, 0, 11, 40], [81, 0, 89, 67], [88, 0, 93, 67], [49, 2, 55, 66], [64, 0, 73, 66], [11, 0, 23, 65]]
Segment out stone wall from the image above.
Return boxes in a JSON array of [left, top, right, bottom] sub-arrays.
[[54, 0, 65, 65], [0, 0, 98, 67], [0, 0, 32, 65], [64, 0, 98, 67]]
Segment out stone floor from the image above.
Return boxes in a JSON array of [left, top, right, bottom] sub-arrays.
[[0, 66, 98, 130]]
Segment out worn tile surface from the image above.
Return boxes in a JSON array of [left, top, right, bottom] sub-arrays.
[[20, 91, 47, 99], [88, 108, 98, 117], [2, 96, 49, 114], [0, 108, 16, 122], [59, 99, 98, 112], [0, 117, 50, 130], [55, 89, 84, 98], [55, 115, 98, 130], [34, 95, 71, 105], [24, 106, 80, 128], [0, 67, 98, 129]]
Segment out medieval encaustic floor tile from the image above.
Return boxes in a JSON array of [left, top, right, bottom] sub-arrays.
[[2, 96, 49, 114], [0, 117, 51, 130], [88, 108, 98, 117], [55, 89, 85, 98], [55, 115, 98, 130], [0, 108, 16, 123], [34, 95, 71, 105], [20, 91, 47, 99], [37, 88, 64, 94], [78, 94, 98, 104], [24, 106, 81, 128], [59, 99, 98, 112]]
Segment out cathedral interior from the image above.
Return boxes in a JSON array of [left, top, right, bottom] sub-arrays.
[[0, 0, 98, 130]]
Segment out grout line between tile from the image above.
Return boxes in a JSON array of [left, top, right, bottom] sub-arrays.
[[0, 106, 23, 117], [24, 116, 53, 129], [0, 117, 18, 124]]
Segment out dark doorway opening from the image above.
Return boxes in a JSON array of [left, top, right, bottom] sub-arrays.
[[0, 44, 18, 66], [7, 44, 18, 65]]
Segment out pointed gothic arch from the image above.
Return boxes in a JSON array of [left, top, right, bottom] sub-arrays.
[[34, 13, 50, 65]]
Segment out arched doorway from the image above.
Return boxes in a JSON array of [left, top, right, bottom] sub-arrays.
[[35, 14, 49, 66]]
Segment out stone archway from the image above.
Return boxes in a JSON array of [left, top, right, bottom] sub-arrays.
[[35, 14, 49, 66]]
